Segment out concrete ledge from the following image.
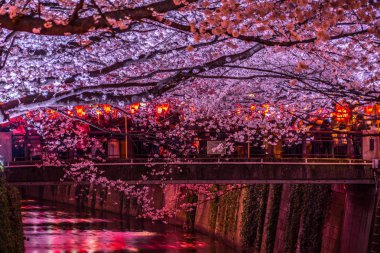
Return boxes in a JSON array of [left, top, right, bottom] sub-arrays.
[[4, 161, 375, 185], [8, 179, 375, 186]]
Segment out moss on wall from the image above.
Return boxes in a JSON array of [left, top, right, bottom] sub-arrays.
[[241, 185, 257, 248], [0, 178, 24, 253], [265, 184, 283, 253], [284, 184, 332, 253], [185, 191, 198, 232], [216, 187, 241, 236], [284, 184, 303, 253], [209, 195, 219, 231], [299, 185, 331, 253], [255, 185, 269, 251], [208, 185, 241, 237], [208, 185, 219, 231], [240, 185, 269, 250]]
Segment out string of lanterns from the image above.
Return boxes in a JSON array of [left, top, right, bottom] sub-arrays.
[[24, 101, 380, 126]]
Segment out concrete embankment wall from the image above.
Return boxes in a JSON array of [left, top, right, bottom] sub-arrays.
[[0, 178, 24, 253], [18, 183, 375, 253]]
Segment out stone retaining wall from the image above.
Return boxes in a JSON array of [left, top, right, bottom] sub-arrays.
[[18, 182, 375, 253]]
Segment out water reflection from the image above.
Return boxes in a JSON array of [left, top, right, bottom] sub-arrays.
[[22, 199, 235, 253]]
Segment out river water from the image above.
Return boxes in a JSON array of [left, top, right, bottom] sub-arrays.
[[22, 199, 236, 253]]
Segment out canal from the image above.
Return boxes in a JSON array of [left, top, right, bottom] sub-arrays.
[[22, 199, 236, 253]]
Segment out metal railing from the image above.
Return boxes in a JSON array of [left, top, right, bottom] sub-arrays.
[[3, 157, 372, 168], [7, 130, 367, 162]]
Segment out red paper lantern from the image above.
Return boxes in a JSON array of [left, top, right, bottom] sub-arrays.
[[161, 103, 169, 112], [263, 104, 270, 116], [103, 104, 111, 114], [335, 104, 350, 122], [75, 106, 86, 116], [236, 104, 242, 115], [157, 103, 169, 114], [129, 103, 140, 114], [365, 105, 374, 115], [376, 105, 380, 115], [47, 109, 58, 119]]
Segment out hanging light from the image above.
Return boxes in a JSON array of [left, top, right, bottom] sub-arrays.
[[47, 109, 58, 119], [157, 103, 169, 114], [236, 104, 242, 115], [161, 103, 169, 112], [75, 106, 86, 116], [103, 104, 111, 113], [262, 104, 270, 116], [365, 105, 374, 115], [335, 104, 350, 122], [375, 104, 380, 115], [103, 104, 111, 114], [129, 102, 140, 114]]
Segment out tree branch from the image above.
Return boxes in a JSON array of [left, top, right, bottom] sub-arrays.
[[0, 44, 264, 122], [0, 0, 195, 35]]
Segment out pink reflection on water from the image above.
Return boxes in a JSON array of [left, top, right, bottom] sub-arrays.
[[26, 230, 148, 252], [23, 216, 109, 225], [22, 200, 212, 252], [25, 229, 208, 252]]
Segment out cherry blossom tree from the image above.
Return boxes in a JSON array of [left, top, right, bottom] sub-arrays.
[[0, 0, 378, 122], [0, 0, 379, 222]]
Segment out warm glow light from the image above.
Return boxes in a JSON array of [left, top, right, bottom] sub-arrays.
[[335, 104, 350, 122], [250, 104, 256, 111], [376, 105, 380, 115], [157, 103, 169, 114], [161, 103, 169, 112], [129, 103, 140, 114], [236, 104, 242, 115], [47, 109, 59, 119], [75, 106, 86, 116], [365, 105, 373, 115], [103, 104, 112, 114], [263, 104, 270, 115]]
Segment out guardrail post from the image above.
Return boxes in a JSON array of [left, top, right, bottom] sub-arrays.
[[372, 159, 379, 170], [302, 136, 307, 158], [363, 128, 379, 161], [125, 115, 128, 159]]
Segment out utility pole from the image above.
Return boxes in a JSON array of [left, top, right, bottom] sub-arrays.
[[125, 115, 128, 159], [247, 142, 250, 159]]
